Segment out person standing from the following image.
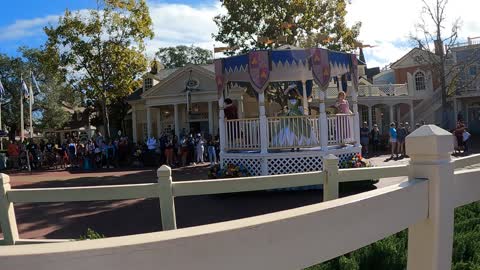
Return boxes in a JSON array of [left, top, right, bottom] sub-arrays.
[[360, 121, 370, 157], [207, 135, 217, 166], [195, 134, 205, 164], [454, 120, 466, 154], [397, 123, 407, 157], [370, 124, 381, 157], [223, 98, 238, 120], [389, 122, 398, 159]]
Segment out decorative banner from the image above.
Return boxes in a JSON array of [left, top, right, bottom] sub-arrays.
[[351, 54, 359, 90], [248, 50, 270, 93], [214, 59, 225, 97], [311, 48, 331, 91]]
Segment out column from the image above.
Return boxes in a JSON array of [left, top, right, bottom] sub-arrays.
[[208, 101, 214, 135], [156, 108, 162, 137], [453, 98, 458, 124], [174, 104, 179, 136], [259, 92, 268, 155], [237, 96, 245, 119], [318, 89, 328, 150], [146, 106, 152, 138], [410, 102, 415, 127], [351, 87, 361, 146], [302, 80, 309, 115], [132, 105, 138, 143], [368, 106, 373, 131], [218, 93, 226, 158], [397, 105, 401, 123], [406, 125, 454, 270], [389, 104, 394, 124]]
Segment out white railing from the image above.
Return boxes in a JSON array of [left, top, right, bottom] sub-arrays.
[[327, 114, 355, 145], [1, 127, 480, 270], [267, 115, 320, 149], [225, 118, 260, 150], [358, 84, 409, 97]]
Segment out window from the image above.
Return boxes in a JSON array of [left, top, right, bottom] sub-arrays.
[[469, 66, 477, 76], [144, 78, 153, 90], [415, 71, 426, 91]]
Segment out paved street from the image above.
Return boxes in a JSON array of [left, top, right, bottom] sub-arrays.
[[0, 152, 475, 241]]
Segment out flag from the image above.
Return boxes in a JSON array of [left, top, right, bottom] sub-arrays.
[[0, 78, 4, 97], [21, 79, 29, 100], [31, 72, 41, 94]]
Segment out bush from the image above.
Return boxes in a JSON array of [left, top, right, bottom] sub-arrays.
[[306, 202, 480, 270], [78, 228, 105, 240]]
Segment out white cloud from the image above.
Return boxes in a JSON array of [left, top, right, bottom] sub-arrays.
[[346, 0, 480, 67], [0, 15, 59, 41], [145, 1, 225, 57]]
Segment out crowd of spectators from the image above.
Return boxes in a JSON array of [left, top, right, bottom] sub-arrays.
[[4, 130, 220, 171]]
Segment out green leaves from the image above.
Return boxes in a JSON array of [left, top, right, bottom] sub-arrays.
[[155, 45, 213, 69], [44, 0, 153, 136], [213, 0, 361, 54]]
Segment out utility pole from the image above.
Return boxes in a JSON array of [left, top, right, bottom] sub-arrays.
[[29, 71, 33, 140], [20, 76, 24, 142]]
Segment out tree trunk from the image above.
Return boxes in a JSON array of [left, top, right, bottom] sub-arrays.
[[101, 95, 111, 138]]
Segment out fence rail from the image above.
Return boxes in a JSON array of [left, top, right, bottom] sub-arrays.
[[1, 126, 480, 270], [225, 118, 260, 150], [327, 114, 355, 145], [267, 115, 320, 149]]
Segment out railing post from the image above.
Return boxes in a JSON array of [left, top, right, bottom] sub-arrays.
[[218, 93, 226, 165], [318, 90, 329, 150], [259, 92, 268, 154], [157, 165, 177, 231], [351, 88, 361, 146], [323, 154, 339, 201], [0, 173, 19, 245], [406, 125, 454, 270]]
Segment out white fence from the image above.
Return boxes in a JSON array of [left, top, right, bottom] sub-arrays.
[[327, 114, 355, 145], [225, 114, 355, 151], [267, 115, 320, 149], [225, 118, 260, 150], [1, 126, 480, 270]]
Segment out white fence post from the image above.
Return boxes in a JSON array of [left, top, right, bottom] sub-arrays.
[[318, 90, 329, 150], [406, 125, 454, 270], [259, 92, 268, 154], [323, 154, 339, 201], [0, 173, 19, 245], [157, 165, 177, 231]]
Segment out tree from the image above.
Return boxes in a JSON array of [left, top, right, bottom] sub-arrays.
[[213, 0, 361, 54], [411, 0, 480, 119], [155, 45, 213, 68], [45, 0, 154, 137]]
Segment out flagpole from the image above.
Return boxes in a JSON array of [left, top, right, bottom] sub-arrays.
[[20, 76, 24, 142], [29, 71, 33, 140]]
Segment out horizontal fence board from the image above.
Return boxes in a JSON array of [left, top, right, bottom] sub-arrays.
[[453, 168, 480, 208], [7, 184, 159, 203], [338, 165, 409, 182], [173, 172, 326, 197], [454, 154, 480, 169], [0, 180, 428, 270], [15, 239, 74, 245]]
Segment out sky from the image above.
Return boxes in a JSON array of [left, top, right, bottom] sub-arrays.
[[0, 0, 479, 68]]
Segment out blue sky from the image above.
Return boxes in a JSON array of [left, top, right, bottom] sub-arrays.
[[1, 0, 479, 67]]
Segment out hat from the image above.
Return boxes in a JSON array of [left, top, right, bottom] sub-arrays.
[[373, 124, 378, 127]]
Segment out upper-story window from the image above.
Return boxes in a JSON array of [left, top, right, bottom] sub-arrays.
[[415, 71, 426, 91], [144, 78, 153, 91]]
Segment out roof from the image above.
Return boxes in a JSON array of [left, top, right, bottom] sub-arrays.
[[127, 87, 143, 101], [390, 48, 438, 69]]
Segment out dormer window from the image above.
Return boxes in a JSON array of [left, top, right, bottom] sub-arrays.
[[415, 71, 426, 91], [144, 78, 153, 91]]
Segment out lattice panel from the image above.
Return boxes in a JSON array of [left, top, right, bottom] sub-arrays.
[[267, 156, 323, 175], [222, 158, 262, 176], [337, 152, 361, 168]]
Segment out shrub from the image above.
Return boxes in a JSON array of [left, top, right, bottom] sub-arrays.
[[78, 228, 105, 240]]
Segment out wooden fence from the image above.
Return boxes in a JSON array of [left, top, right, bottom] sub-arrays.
[[1, 126, 480, 270]]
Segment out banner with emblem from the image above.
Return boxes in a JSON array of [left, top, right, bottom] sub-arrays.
[[214, 59, 225, 97], [351, 54, 359, 90], [248, 50, 270, 93], [311, 48, 331, 91]]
